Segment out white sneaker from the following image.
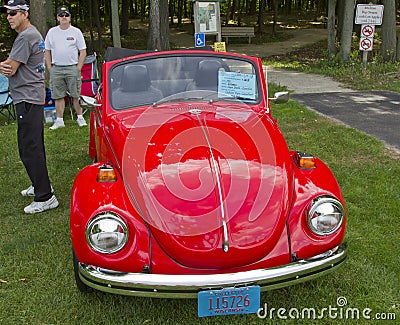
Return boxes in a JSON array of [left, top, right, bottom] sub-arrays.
[[21, 185, 54, 196], [50, 120, 65, 130], [21, 185, 35, 196], [77, 116, 87, 127], [24, 195, 59, 214]]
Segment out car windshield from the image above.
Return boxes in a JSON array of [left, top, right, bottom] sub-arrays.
[[109, 54, 260, 110]]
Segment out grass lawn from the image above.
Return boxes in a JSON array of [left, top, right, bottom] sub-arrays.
[[0, 97, 398, 324]]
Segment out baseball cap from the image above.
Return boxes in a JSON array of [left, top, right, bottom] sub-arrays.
[[0, 0, 29, 12], [57, 5, 70, 15]]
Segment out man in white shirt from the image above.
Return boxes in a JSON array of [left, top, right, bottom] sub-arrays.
[[45, 5, 87, 129]]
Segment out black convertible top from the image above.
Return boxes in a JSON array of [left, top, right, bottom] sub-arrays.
[[103, 46, 214, 62], [103, 47, 149, 62]]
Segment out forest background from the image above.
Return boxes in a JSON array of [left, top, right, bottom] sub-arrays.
[[0, 0, 399, 64]]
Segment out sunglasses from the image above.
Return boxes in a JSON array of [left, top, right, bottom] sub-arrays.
[[6, 10, 24, 17], [58, 13, 70, 17]]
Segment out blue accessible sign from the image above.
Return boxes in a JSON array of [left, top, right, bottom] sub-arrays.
[[195, 33, 205, 47]]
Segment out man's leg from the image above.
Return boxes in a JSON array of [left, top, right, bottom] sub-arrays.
[[49, 66, 67, 130], [55, 97, 66, 118], [73, 97, 87, 126], [16, 102, 52, 202], [73, 97, 82, 115], [49, 98, 66, 130]]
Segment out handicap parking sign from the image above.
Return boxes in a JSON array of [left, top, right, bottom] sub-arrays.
[[195, 33, 205, 47]]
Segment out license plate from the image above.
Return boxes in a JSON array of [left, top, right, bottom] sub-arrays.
[[198, 286, 260, 317]]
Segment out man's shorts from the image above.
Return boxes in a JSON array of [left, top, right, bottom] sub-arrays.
[[50, 65, 82, 99]]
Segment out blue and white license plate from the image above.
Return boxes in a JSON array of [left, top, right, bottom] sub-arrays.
[[198, 286, 260, 317]]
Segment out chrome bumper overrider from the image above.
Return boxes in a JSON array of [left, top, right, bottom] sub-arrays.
[[78, 243, 347, 298]]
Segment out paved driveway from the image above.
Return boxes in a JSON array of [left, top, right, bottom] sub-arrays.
[[292, 91, 400, 152], [267, 67, 400, 152]]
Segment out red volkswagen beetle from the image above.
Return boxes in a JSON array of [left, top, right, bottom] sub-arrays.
[[71, 48, 347, 317]]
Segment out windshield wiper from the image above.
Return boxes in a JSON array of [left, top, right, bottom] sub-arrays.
[[209, 96, 241, 103], [153, 96, 205, 107], [208, 96, 256, 104]]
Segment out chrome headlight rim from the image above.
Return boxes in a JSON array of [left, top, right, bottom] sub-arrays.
[[308, 196, 345, 236], [86, 212, 129, 254]]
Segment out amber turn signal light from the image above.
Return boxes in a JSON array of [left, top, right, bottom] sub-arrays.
[[294, 151, 316, 169], [97, 165, 117, 182]]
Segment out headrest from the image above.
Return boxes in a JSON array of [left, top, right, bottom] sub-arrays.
[[121, 65, 151, 92], [195, 60, 222, 87]]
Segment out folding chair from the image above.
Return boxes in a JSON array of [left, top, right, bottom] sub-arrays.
[[81, 53, 99, 97], [0, 74, 15, 123], [64, 54, 99, 119], [78, 53, 99, 116]]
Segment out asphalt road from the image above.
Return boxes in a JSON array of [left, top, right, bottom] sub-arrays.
[[267, 67, 400, 153]]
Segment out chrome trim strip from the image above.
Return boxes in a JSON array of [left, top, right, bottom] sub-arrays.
[[195, 113, 229, 252], [78, 243, 347, 298]]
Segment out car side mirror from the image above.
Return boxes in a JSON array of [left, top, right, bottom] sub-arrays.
[[80, 95, 101, 110], [269, 91, 289, 104]]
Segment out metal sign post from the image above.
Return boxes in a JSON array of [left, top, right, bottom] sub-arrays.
[[355, 4, 384, 75], [359, 24, 375, 74]]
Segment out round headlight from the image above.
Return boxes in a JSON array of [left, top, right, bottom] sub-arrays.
[[86, 212, 128, 254], [308, 197, 344, 236]]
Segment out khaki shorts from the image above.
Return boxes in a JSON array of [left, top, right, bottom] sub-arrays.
[[50, 65, 82, 99]]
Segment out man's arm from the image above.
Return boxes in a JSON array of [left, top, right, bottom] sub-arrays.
[[77, 49, 87, 71], [0, 58, 21, 78], [45, 50, 53, 71]]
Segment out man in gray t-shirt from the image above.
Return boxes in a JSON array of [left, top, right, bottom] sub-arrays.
[[0, 0, 58, 214], [7, 19, 45, 105]]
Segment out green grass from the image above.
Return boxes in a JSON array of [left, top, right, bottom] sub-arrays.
[[0, 101, 399, 324]]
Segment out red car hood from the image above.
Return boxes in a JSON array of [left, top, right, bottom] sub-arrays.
[[120, 106, 291, 269]]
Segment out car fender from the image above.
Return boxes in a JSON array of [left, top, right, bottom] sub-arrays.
[[288, 154, 346, 259], [70, 163, 151, 273]]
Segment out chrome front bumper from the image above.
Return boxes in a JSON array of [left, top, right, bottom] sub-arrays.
[[78, 243, 347, 298]]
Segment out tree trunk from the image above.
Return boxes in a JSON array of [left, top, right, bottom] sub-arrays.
[[92, 0, 103, 51], [148, 0, 170, 50], [225, 0, 232, 26], [339, 0, 355, 62], [397, 36, 400, 61], [160, 0, 170, 50], [257, 0, 266, 34], [336, 0, 345, 41], [237, 0, 245, 26], [121, 0, 129, 36], [231, 0, 238, 21], [44, 0, 53, 32], [381, 0, 396, 62], [177, 0, 183, 26], [272, 0, 277, 36], [169, 0, 174, 24], [148, 0, 161, 50], [111, 0, 122, 48], [29, 0, 48, 38], [327, 0, 336, 58]]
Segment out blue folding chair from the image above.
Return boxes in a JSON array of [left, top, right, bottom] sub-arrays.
[[0, 74, 15, 123]]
